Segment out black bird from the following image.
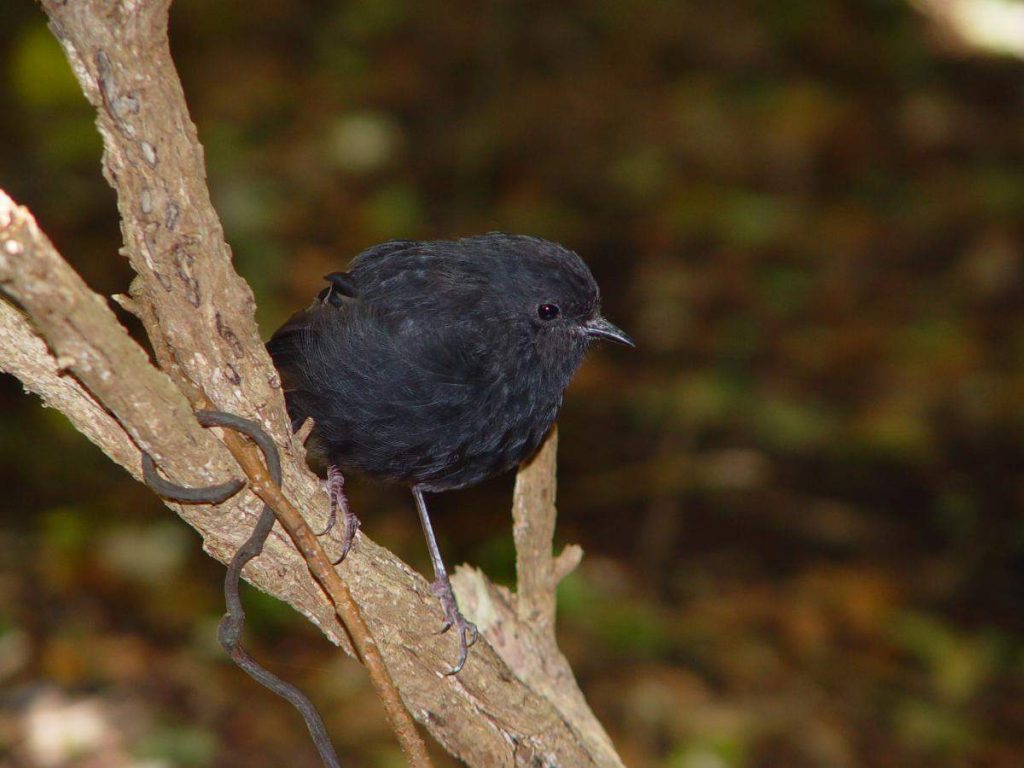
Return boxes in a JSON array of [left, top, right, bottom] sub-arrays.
[[267, 233, 632, 673]]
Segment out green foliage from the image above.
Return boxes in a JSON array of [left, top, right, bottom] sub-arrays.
[[365, 183, 424, 238], [10, 25, 81, 108], [669, 732, 749, 768], [890, 612, 1000, 705], [135, 724, 218, 766], [558, 569, 672, 657], [11, 24, 101, 169]]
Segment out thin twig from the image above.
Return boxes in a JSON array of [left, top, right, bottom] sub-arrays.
[[143, 418, 342, 768], [142, 452, 244, 504], [214, 419, 434, 768]]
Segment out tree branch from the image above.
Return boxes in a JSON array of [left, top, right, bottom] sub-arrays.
[[0, 296, 137, 474], [0, 190, 237, 491], [454, 430, 618, 766], [2, 1, 627, 765]]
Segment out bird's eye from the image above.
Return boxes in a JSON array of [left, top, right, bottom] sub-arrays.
[[537, 303, 560, 321]]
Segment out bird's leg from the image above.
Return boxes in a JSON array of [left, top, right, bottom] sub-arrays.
[[318, 465, 360, 565], [412, 486, 479, 675]]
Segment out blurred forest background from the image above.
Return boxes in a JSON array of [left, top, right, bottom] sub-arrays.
[[2, 1, 1023, 766]]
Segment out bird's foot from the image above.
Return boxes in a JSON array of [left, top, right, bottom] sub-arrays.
[[318, 465, 360, 565], [430, 574, 478, 675]]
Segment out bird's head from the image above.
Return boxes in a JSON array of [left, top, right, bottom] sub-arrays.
[[463, 234, 633, 370]]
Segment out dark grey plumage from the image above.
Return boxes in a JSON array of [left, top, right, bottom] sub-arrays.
[[267, 233, 631, 672]]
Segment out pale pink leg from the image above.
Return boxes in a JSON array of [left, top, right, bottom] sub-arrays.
[[318, 465, 360, 565]]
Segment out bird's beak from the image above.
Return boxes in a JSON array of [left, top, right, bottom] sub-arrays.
[[584, 316, 635, 347]]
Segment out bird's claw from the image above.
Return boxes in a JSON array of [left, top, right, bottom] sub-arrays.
[[318, 466, 360, 565], [431, 576, 478, 675], [330, 514, 360, 566]]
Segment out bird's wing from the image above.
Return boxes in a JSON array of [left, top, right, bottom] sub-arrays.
[[266, 300, 340, 395], [267, 238, 510, 438], [268, 237, 419, 350]]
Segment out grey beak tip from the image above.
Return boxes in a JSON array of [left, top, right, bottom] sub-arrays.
[[585, 317, 635, 347]]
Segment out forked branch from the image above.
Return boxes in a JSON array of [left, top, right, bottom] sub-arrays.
[[0, 1, 626, 765]]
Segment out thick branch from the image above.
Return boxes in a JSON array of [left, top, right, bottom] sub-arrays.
[[0, 191, 237, 489], [43, 0, 287, 438], [0, 298, 138, 473]]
